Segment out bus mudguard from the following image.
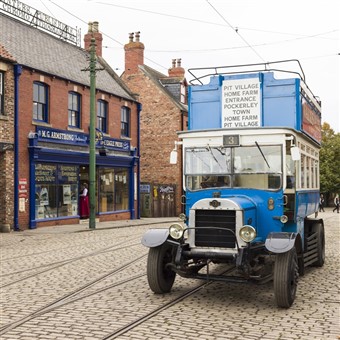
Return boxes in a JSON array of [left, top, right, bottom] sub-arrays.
[[141, 229, 169, 248], [265, 232, 298, 253]]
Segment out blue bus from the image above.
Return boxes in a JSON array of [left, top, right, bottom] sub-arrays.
[[142, 61, 324, 308]]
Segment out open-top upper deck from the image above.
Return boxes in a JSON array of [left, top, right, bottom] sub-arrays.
[[187, 60, 322, 144]]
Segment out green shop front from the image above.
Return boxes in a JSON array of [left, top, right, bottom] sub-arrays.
[[28, 126, 139, 229]]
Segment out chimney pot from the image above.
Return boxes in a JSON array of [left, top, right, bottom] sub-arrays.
[[135, 31, 140, 42], [129, 32, 134, 42], [88, 22, 93, 33], [172, 59, 176, 68], [177, 58, 182, 67], [93, 21, 99, 32]]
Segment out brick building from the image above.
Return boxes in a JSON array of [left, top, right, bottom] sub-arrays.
[[0, 44, 16, 232], [121, 32, 188, 217], [0, 8, 140, 230]]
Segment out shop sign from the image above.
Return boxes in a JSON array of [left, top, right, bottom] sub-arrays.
[[18, 178, 27, 198], [140, 184, 151, 193], [0, 0, 81, 46], [36, 126, 130, 152]]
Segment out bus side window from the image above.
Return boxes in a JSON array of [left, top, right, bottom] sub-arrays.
[[287, 175, 295, 189]]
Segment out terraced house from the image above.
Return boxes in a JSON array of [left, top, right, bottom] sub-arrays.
[[122, 32, 188, 218], [0, 3, 140, 230]]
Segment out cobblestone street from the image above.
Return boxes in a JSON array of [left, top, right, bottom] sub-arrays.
[[0, 212, 339, 340]]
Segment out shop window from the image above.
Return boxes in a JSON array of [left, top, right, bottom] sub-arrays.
[[35, 164, 79, 220], [99, 167, 129, 213], [68, 92, 81, 128], [121, 106, 130, 137], [33, 82, 49, 122], [97, 100, 107, 133], [0, 71, 4, 115], [115, 169, 129, 211]]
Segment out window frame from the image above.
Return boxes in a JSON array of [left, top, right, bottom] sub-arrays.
[[97, 100, 107, 133], [121, 106, 131, 137], [33, 81, 49, 122], [68, 91, 81, 128]]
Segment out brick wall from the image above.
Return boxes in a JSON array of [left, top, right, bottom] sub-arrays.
[[0, 61, 14, 229]]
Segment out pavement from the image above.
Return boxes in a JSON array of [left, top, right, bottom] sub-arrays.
[[16, 217, 180, 234]]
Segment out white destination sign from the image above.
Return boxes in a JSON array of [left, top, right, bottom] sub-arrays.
[[222, 78, 261, 128]]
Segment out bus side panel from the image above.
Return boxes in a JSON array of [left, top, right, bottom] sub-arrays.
[[296, 190, 319, 218]]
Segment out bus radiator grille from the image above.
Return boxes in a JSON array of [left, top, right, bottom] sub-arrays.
[[195, 209, 236, 248]]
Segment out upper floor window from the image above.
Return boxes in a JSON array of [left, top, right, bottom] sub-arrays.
[[0, 71, 4, 115], [68, 92, 81, 128], [33, 82, 48, 122], [121, 106, 130, 137], [97, 100, 107, 133]]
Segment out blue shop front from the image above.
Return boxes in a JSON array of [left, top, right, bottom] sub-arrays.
[[28, 126, 139, 228]]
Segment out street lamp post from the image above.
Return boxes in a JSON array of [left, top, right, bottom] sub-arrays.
[[89, 37, 96, 229]]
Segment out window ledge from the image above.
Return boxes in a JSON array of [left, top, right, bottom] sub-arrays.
[[32, 121, 52, 128], [0, 114, 9, 121]]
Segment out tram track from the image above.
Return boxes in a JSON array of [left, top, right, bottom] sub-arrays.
[[0, 253, 147, 336], [101, 266, 236, 340], [0, 237, 142, 287]]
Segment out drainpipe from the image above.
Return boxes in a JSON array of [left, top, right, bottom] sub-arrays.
[[13, 64, 22, 231], [137, 102, 142, 219]]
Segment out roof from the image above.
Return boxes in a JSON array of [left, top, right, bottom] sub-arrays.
[[0, 43, 16, 62], [139, 65, 188, 112], [0, 14, 135, 101]]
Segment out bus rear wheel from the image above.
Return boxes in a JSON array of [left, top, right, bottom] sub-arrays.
[[312, 222, 325, 267], [147, 243, 176, 294], [274, 247, 299, 308]]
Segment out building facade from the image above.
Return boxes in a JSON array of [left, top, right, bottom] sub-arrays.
[[0, 8, 140, 230], [121, 32, 188, 217]]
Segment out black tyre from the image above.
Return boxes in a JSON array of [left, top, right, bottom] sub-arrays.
[[147, 243, 176, 294], [312, 223, 325, 267], [274, 247, 299, 308]]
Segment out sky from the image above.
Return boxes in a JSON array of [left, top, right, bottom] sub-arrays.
[[6, 0, 340, 132]]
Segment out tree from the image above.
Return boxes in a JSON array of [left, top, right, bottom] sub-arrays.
[[319, 123, 340, 203]]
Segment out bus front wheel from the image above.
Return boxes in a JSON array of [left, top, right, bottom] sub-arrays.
[[274, 247, 299, 308], [147, 243, 176, 294]]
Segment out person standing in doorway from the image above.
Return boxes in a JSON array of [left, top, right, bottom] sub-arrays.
[[333, 194, 340, 213], [79, 183, 90, 219], [319, 194, 325, 212]]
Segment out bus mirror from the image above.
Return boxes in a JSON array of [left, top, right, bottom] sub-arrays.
[[170, 150, 178, 164], [291, 146, 300, 161]]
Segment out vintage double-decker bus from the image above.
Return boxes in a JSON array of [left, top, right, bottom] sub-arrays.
[[142, 60, 324, 308]]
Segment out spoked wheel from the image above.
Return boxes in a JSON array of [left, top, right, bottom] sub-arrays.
[[147, 243, 176, 294], [274, 247, 299, 308], [312, 223, 325, 267]]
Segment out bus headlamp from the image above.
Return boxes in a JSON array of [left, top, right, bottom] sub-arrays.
[[169, 223, 184, 240], [280, 215, 288, 224], [239, 225, 256, 243]]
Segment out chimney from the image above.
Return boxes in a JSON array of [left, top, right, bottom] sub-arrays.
[[124, 31, 145, 75], [84, 21, 103, 57], [168, 58, 185, 78]]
